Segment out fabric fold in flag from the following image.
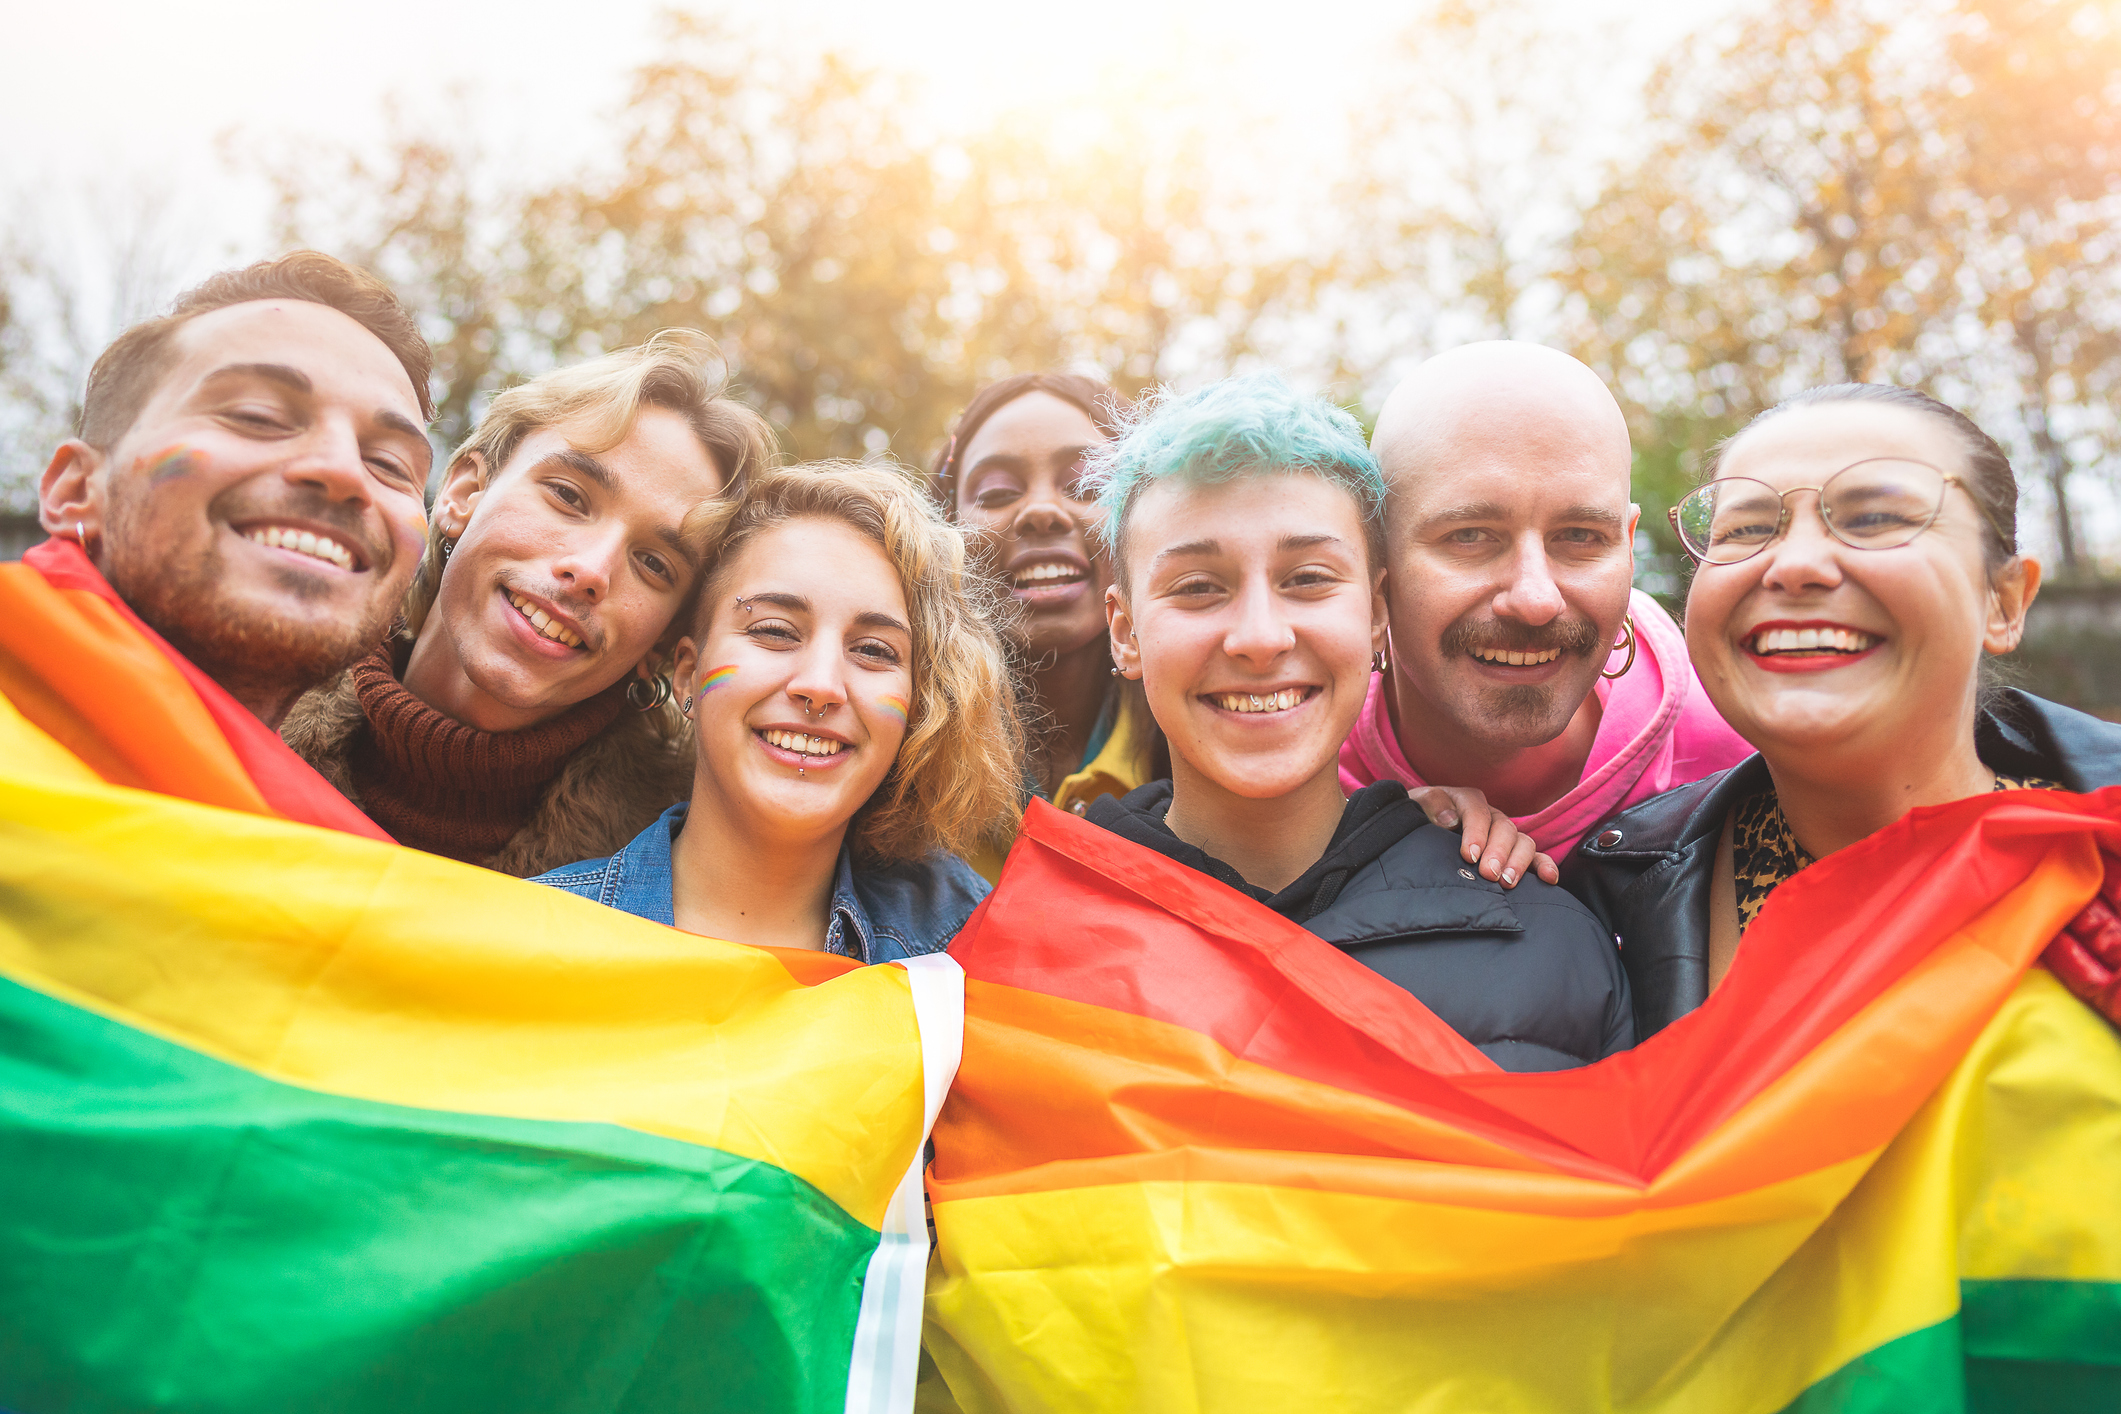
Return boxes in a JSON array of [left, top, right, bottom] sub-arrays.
[[0, 701, 958, 1414], [924, 792, 2121, 1413], [0, 537, 388, 838]]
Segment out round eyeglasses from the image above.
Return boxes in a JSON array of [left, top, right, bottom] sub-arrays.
[[1668, 457, 2009, 566]]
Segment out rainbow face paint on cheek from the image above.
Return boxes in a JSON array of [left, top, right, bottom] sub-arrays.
[[879, 693, 910, 725], [694, 665, 739, 704], [140, 444, 202, 483]]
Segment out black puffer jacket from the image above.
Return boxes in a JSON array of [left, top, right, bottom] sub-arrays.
[[1563, 689, 2121, 1042], [1087, 780, 1635, 1071]]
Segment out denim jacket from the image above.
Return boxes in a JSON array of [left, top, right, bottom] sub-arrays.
[[531, 803, 986, 964]]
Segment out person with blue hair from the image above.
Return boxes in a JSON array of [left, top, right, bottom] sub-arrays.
[[1076, 372, 1634, 1070]]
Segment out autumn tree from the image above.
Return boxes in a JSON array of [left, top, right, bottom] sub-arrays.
[[0, 184, 195, 513], [1561, 0, 2121, 572], [1337, 0, 1613, 359], [254, 11, 1323, 469], [1947, 0, 2121, 576]]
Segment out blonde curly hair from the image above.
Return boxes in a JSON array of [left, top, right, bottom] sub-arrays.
[[684, 460, 1024, 866]]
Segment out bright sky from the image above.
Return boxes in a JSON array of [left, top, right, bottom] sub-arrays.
[[0, 0, 1714, 352], [4, 0, 2109, 559], [0, 0, 1707, 208]]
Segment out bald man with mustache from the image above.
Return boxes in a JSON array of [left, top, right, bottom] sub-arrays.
[[1340, 342, 1750, 864]]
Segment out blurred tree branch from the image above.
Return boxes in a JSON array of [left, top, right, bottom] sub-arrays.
[[243, 11, 1324, 470]]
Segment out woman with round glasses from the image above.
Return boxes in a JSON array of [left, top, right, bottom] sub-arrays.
[[1563, 383, 2121, 1038]]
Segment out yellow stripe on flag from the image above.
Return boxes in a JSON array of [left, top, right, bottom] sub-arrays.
[[0, 750, 927, 1228], [924, 973, 2121, 1414]]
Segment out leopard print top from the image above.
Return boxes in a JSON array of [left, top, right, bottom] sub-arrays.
[[1732, 775, 2061, 932]]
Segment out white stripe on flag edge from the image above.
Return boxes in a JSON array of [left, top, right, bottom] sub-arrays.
[[844, 952, 964, 1414]]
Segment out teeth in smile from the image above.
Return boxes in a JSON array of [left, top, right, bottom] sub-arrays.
[[1750, 627, 1879, 655], [762, 728, 845, 757], [1211, 688, 1306, 714], [1012, 563, 1085, 587], [1473, 646, 1560, 666], [246, 525, 354, 571], [508, 591, 584, 648]]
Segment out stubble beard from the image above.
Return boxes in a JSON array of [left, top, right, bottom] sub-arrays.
[[104, 496, 398, 720], [1435, 612, 1604, 746]]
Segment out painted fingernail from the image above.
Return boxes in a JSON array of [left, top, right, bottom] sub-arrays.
[[1502, 869, 1518, 886], [1439, 811, 1459, 827]]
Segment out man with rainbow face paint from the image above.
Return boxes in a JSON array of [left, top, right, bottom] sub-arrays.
[[2, 252, 434, 836], [534, 461, 1024, 963]]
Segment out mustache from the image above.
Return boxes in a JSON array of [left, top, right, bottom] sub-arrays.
[[213, 485, 387, 571], [1439, 615, 1604, 658]]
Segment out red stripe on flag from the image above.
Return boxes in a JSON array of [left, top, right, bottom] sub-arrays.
[[951, 792, 2118, 1184]]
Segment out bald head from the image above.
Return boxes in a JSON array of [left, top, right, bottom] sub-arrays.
[[1372, 341, 1631, 504], [1366, 341, 1642, 766]]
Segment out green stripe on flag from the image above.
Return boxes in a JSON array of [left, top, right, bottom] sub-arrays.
[[1964, 1278, 2121, 1414], [1962, 1278, 2121, 1366], [0, 977, 879, 1414], [1776, 1317, 1963, 1414], [1775, 1280, 2121, 1414]]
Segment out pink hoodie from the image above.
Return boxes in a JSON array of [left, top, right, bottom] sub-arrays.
[[1339, 590, 1753, 862]]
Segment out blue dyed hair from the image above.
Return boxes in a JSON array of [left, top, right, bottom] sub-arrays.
[[1084, 372, 1387, 591]]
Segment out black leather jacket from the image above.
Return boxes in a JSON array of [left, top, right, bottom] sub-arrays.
[[1562, 690, 2121, 1042]]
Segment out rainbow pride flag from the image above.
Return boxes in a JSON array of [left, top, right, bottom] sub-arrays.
[[0, 671, 955, 1410], [0, 538, 392, 838], [924, 795, 2121, 1412]]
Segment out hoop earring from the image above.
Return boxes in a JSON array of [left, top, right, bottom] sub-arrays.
[[1371, 647, 1389, 675], [626, 673, 673, 711], [74, 521, 87, 546], [1600, 613, 1638, 680]]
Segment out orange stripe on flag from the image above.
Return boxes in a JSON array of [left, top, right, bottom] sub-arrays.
[[0, 563, 270, 815]]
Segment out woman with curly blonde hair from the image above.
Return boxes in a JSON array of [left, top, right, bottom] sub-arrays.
[[535, 460, 1024, 960]]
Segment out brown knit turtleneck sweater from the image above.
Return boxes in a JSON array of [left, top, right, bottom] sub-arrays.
[[345, 643, 629, 864]]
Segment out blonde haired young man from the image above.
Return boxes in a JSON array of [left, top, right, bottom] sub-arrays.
[[284, 330, 777, 874]]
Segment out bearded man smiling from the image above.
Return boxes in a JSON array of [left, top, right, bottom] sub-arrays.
[[1, 252, 434, 836]]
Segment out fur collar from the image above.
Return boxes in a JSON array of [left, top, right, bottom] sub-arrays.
[[281, 665, 693, 878]]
